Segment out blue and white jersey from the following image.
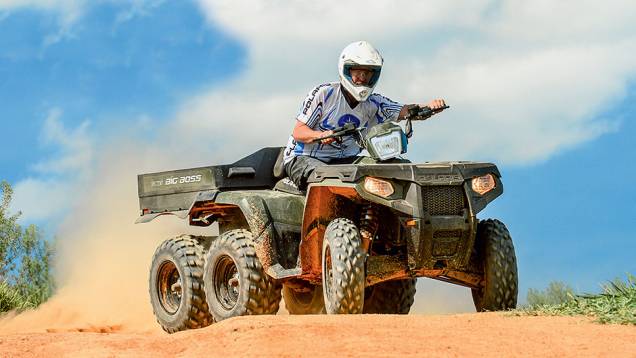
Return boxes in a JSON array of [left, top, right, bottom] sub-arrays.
[[283, 82, 403, 164]]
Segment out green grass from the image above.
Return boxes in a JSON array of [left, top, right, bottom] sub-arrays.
[[516, 274, 636, 325]]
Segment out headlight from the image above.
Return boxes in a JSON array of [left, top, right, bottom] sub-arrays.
[[369, 131, 402, 160], [471, 174, 496, 195], [364, 177, 394, 198]]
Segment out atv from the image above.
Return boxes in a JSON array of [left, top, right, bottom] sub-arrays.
[[136, 106, 518, 333]]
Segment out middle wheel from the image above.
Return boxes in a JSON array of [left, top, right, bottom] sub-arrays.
[[321, 218, 366, 314], [203, 229, 281, 322], [282, 284, 325, 314], [363, 278, 417, 314]]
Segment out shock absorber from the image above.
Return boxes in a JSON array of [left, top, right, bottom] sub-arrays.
[[359, 204, 379, 252]]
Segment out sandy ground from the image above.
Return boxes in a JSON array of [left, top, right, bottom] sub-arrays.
[[1, 313, 635, 357]]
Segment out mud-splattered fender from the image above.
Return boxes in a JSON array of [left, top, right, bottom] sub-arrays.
[[299, 183, 362, 282], [214, 190, 304, 276]]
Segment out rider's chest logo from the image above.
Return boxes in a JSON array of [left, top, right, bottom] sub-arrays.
[[336, 114, 360, 128]]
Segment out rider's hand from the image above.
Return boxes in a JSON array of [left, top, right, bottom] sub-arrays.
[[426, 99, 446, 110], [318, 130, 335, 144]]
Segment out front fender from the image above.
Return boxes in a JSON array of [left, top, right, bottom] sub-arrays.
[[299, 182, 363, 281]]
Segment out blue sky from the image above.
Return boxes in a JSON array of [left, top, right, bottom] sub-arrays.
[[1, 1, 244, 183], [487, 94, 636, 292], [1, 1, 635, 310]]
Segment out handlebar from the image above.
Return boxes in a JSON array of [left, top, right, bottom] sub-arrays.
[[403, 104, 449, 138], [311, 104, 450, 143], [310, 122, 360, 143], [405, 105, 450, 121]]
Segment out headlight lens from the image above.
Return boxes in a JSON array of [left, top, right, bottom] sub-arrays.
[[369, 131, 402, 160], [471, 174, 496, 195], [364, 177, 394, 198]]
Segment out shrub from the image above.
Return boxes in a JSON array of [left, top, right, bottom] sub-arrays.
[[0, 181, 54, 312], [526, 281, 575, 308], [518, 274, 636, 325]]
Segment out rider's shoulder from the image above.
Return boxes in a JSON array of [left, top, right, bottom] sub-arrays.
[[368, 93, 388, 102], [367, 93, 400, 107], [305, 82, 339, 97]]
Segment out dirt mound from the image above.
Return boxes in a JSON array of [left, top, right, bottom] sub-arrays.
[[1, 313, 635, 357]]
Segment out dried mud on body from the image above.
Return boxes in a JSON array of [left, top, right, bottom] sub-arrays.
[[1, 313, 636, 357]]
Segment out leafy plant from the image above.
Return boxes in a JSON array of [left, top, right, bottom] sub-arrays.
[[517, 274, 636, 325], [0, 180, 54, 312], [526, 281, 575, 307]]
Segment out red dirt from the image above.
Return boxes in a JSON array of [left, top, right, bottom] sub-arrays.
[[1, 313, 635, 357]]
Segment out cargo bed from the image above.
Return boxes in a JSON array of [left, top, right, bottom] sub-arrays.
[[136, 147, 282, 219]]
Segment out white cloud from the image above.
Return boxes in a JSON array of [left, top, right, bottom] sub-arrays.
[[10, 109, 93, 222], [113, 0, 164, 26], [0, 0, 86, 47], [33, 109, 93, 175], [0, 0, 165, 47], [190, 0, 636, 164], [0, 0, 85, 22], [9, 177, 72, 221], [0, 0, 79, 9]]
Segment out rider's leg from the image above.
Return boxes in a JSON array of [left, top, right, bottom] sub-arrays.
[[284, 155, 328, 190]]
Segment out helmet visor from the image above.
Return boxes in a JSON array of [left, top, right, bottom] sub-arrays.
[[343, 64, 381, 88]]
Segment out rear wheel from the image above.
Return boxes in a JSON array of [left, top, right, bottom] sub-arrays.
[[283, 284, 325, 314], [149, 235, 213, 333], [471, 219, 518, 311], [363, 279, 417, 314], [322, 218, 365, 314], [204, 229, 281, 322]]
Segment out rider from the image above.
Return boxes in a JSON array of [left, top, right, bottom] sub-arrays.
[[283, 40, 446, 189]]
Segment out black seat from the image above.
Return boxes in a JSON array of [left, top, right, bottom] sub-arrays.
[[273, 148, 286, 179]]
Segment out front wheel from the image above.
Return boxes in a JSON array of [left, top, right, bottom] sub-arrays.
[[322, 218, 365, 314], [203, 229, 281, 322], [471, 219, 518, 311]]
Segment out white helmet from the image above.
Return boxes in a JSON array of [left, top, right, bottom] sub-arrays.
[[338, 41, 383, 101]]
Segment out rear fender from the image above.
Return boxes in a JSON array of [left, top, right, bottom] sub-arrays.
[[214, 191, 305, 279]]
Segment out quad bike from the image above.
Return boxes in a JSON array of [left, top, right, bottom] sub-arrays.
[[136, 106, 518, 332]]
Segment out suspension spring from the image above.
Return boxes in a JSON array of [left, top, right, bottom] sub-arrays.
[[359, 204, 379, 251]]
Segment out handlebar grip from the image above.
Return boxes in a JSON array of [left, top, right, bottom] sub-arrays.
[[409, 105, 449, 120]]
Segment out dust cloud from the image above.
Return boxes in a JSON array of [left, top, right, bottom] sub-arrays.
[[0, 137, 214, 334]]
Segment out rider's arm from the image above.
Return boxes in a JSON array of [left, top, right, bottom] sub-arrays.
[[397, 105, 417, 121], [292, 120, 335, 144]]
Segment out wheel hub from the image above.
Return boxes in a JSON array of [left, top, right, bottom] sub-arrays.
[[157, 261, 182, 315], [214, 255, 240, 310]]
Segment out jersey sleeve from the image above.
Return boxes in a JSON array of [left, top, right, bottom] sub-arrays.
[[369, 94, 404, 124], [296, 84, 331, 128]]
